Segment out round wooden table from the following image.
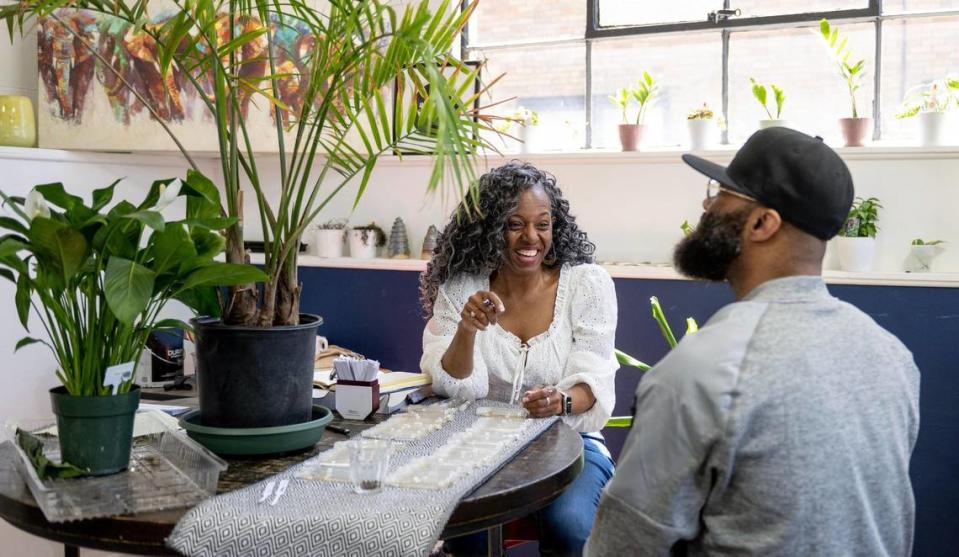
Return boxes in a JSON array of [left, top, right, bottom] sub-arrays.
[[0, 413, 583, 557]]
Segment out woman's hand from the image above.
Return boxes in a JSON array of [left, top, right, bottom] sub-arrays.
[[522, 385, 562, 418], [459, 290, 506, 333]]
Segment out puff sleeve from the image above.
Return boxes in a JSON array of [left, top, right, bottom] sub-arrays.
[[420, 280, 490, 400], [556, 264, 619, 432]]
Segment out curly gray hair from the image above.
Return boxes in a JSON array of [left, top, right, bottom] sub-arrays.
[[419, 161, 595, 318]]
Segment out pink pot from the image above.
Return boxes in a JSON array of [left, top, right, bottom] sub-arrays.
[[839, 117, 872, 147], [618, 124, 644, 152]]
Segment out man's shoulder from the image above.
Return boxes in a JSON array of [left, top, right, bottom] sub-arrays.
[[644, 300, 770, 395]]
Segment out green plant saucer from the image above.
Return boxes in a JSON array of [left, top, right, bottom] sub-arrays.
[[179, 405, 333, 456]]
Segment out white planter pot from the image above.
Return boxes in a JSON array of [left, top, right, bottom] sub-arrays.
[[348, 230, 379, 259], [837, 237, 878, 272], [687, 119, 714, 150], [518, 125, 532, 153], [759, 119, 790, 130], [313, 228, 345, 258], [917, 112, 956, 147], [906, 244, 945, 272]]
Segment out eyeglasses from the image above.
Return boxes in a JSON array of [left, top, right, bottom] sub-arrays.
[[705, 179, 757, 203]]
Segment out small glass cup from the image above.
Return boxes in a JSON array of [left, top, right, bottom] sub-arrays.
[[347, 438, 391, 494]]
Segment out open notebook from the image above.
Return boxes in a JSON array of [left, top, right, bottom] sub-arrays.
[[312, 370, 431, 393]]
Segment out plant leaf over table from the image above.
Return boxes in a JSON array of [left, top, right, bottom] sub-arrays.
[[0, 176, 267, 396], [1, 0, 502, 328], [607, 297, 699, 428], [820, 18, 867, 119]]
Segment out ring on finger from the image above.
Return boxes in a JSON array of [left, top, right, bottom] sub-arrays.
[[469, 310, 476, 318]]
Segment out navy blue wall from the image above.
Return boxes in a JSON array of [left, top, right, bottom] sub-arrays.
[[298, 266, 959, 555]]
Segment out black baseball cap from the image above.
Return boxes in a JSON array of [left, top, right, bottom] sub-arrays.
[[682, 127, 855, 240]]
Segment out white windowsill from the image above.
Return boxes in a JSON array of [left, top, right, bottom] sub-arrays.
[[249, 254, 959, 288], [3, 143, 959, 166]]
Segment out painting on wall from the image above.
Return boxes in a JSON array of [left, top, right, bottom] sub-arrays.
[[36, 8, 321, 152]]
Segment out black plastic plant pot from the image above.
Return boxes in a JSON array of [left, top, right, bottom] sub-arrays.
[[49, 385, 140, 476], [192, 313, 323, 428]]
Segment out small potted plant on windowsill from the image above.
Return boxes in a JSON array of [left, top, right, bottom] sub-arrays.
[[348, 223, 387, 259], [837, 196, 882, 272], [0, 176, 264, 475], [310, 218, 348, 258], [750, 78, 788, 130], [610, 71, 658, 151], [820, 18, 871, 147], [686, 103, 718, 150], [895, 77, 959, 146], [906, 239, 946, 272]]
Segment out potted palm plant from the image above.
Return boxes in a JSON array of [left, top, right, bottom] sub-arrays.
[[895, 77, 959, 146], [0, 176, 264, 474], [837, 196, 882, 272], [610, 71, 658, 151], [750, 78, 787, 129], [820, 18, 871, 146], [1, 0, 498, 430]]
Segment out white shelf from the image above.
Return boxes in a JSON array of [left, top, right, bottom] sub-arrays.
[[251, 254, 959, 288], [4, 143, 959, 167]]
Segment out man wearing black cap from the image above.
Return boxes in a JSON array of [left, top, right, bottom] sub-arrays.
[[586, 128, 920, 556]]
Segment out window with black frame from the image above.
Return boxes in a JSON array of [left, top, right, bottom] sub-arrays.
[[462, 1, 959, 150]]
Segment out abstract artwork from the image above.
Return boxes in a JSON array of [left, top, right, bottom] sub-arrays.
[[37, 8, 320, 151]]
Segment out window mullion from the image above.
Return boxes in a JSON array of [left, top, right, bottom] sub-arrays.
[[873, 17, 883, 141], [721, 29, 730, 145], [585, 40, 593, 150]]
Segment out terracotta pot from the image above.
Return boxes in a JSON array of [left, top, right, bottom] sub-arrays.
[[839, 117, 872, 147], [618, 124, 644, 152]]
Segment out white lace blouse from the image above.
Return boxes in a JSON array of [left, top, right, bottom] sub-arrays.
[[421, 263, 619, 432]]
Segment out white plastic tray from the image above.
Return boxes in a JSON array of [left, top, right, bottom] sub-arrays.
[[3, 410, 227, 523]]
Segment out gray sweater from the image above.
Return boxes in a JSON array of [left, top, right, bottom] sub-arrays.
[[585, 276, 920, 557]]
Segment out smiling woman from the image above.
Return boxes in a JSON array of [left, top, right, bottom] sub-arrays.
[[418, 161, 618, 555]]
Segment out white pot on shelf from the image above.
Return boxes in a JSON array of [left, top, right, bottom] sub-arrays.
[[686, 119, 714, 150], [758, 119, 789, 130], [348, 229, 379, 259], [313, 228, 345, 258], [837, 237, 878, 272], [917, 112, 956, 147], [905, 244, 945, 272], [517, 124, 532, 153]]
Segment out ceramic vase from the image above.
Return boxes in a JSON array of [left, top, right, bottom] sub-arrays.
[[837, 237, 878, 272], [0, 95, 36, 148], [839, 117, 872, 147]]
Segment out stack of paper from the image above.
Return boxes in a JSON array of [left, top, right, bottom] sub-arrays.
[[312, 370, 431, 393]]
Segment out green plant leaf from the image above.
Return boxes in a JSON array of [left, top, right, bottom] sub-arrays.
[[606, 416, 633, 428], [183, 170, 221, 207], [180, 217, 238, 230], [190, 228, 225, 259], [651, 296, 678, 348], [122, 210, 166, 232], [35, 182, 83, 212], [615, 349, 651, 371], [0, 268, 14, 283], [0, 216, 28, 235], [105, 257, 156, 324], [15, 271, 30, 329], [29, 218, 87, 284], [175, 286, 221, 318], [180, 263, 267, 291], [0, 235, 28, 258], [91, 179, 121, 211], [151, 224, 196, 276], [14, 336, 45, 351]]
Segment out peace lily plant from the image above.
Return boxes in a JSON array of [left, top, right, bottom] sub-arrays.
[[0, 175, 264, 473]]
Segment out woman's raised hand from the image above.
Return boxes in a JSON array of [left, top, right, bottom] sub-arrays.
[[459, 290, 506, 332]]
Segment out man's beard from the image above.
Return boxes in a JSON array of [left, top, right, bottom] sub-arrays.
[[673, 206, 752, 281]]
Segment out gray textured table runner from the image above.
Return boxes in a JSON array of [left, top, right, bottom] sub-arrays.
[[166, 401, 558, 557]]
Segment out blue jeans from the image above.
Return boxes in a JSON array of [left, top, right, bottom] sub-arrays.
[[444, 434, 615, 557]]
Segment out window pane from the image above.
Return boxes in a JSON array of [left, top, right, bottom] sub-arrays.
[[469, 44, 586, 151], [727, 23, 876, 144], [469, 1, 584, 46], [591, 34, 723, 149], [881, 15, 959, 143], [883, 0, 959, 14], [598, 1, 720, 27], [733, 1, 868, 18]]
